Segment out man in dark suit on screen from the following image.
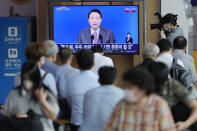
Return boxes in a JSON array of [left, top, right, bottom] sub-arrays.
[[77, 9, 116, 44]]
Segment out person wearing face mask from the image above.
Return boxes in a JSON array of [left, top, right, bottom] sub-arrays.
[[77, 9, 116, 44], [14, 42, 58, 96], [3, 61, 59, 131], [105, 67, 176, 131], [159, 13, 184, 44]]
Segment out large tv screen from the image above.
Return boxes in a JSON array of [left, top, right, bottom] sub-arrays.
[[52, 5, 139, 54]]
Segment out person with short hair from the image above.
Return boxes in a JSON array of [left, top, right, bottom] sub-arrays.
[[172, 36, 197, 84], [3, 61, 59, 131], [67, 49, 100, 130], [79, 66, 124, 131], [105, 67, 176, 131], [156, 39, 184, 70], [91, 45, 114, 73], [137, 42, 159, 69], [41, 40, 65, 98], [58, 47, 80, 98], [77, 9, 116, 44], [149, 62, 197, 131], [14, 42, 57, 96]]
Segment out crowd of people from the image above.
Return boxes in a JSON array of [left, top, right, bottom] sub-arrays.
[[0, 34, 197, 131]]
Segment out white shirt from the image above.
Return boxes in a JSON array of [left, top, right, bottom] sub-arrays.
[[156, 53, 184, 70], [14, 68, 58, 96], [79, 85, 125, 131], [92, 53, 114, 74], [67, 70, 100, 126], [59, 64, 80, 98], [91, 28, 100, 36]]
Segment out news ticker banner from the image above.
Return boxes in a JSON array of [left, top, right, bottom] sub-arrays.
[[57, 44, 139, 54], [0, 17, 28, 104]]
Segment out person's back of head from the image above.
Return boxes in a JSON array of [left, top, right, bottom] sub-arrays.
[[42, 40, 58, 58], [59, 47, 73, 64], [76, 49, 94, 70], [148, 62, 169, 92], [173, 36, 187, 50], [143, 42, 160, 59], [98, 66, 117, 85], [25, 42, 46, 62], [123, 67, 155, 96], [157, 39, 172, 53], [91, 45, 103, 53]]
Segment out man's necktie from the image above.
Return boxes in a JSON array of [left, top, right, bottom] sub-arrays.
[[93, 32, 98, 44]]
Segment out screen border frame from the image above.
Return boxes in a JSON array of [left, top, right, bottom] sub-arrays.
[[49, 2, 140, 55]]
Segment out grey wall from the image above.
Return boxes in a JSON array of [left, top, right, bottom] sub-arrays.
[[0, 0, 37, 17]]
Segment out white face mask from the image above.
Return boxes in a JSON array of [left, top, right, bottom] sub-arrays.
[[40, 56, 45, 65], [23, 80, 33, 91], [124, 89, 139, 103]]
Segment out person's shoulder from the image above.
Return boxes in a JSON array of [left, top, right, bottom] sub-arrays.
[[101, 27, 112, 32], [40, 68, 54, 78], [104, 55, 113, 62], [148, 94, 168, 107], [186, 54, 194, 61], [8, 88, 20, 98], [67, 72, 81, 84], [85, 87, 99, 96], [70, 66, 80, 73], [79, 28, 90, 33], [176, 26, 183, 31], [167, 79, 185, 90]]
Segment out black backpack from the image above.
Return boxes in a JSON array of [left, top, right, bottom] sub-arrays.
[[0, 109, 44, 131], [170, 59, 193, 88]]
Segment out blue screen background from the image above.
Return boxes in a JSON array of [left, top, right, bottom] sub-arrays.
[[53, 6, 139, 44]]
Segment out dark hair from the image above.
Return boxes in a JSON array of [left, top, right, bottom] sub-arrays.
[[173, 36, 187, 50], [123, 67, 155, 96], [21, 61, 41, 87], [76, 49, 94, 70], [59, 47, 72, 63], [20, 61, 52, 100], [91, 45, 103, 53], [157, 39, 172, 52], [149, 62, 169, 92], [161, 13, 178, 26], [127, 33, 131, 35], [25, 42, 46, 62], [88, 9, 102, 18], [99, 66, 117, 85]]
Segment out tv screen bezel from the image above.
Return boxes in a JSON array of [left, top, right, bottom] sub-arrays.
[[49, 2, 140, 55]]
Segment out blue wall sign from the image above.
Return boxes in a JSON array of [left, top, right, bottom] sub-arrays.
[[0, 17, 28, 104]]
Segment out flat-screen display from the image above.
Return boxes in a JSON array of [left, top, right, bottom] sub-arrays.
[[52, 5, 139, 54]]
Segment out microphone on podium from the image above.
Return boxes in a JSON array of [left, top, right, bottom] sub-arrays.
[[99, 34, 103, 43], [90, 35, 94, 44]]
